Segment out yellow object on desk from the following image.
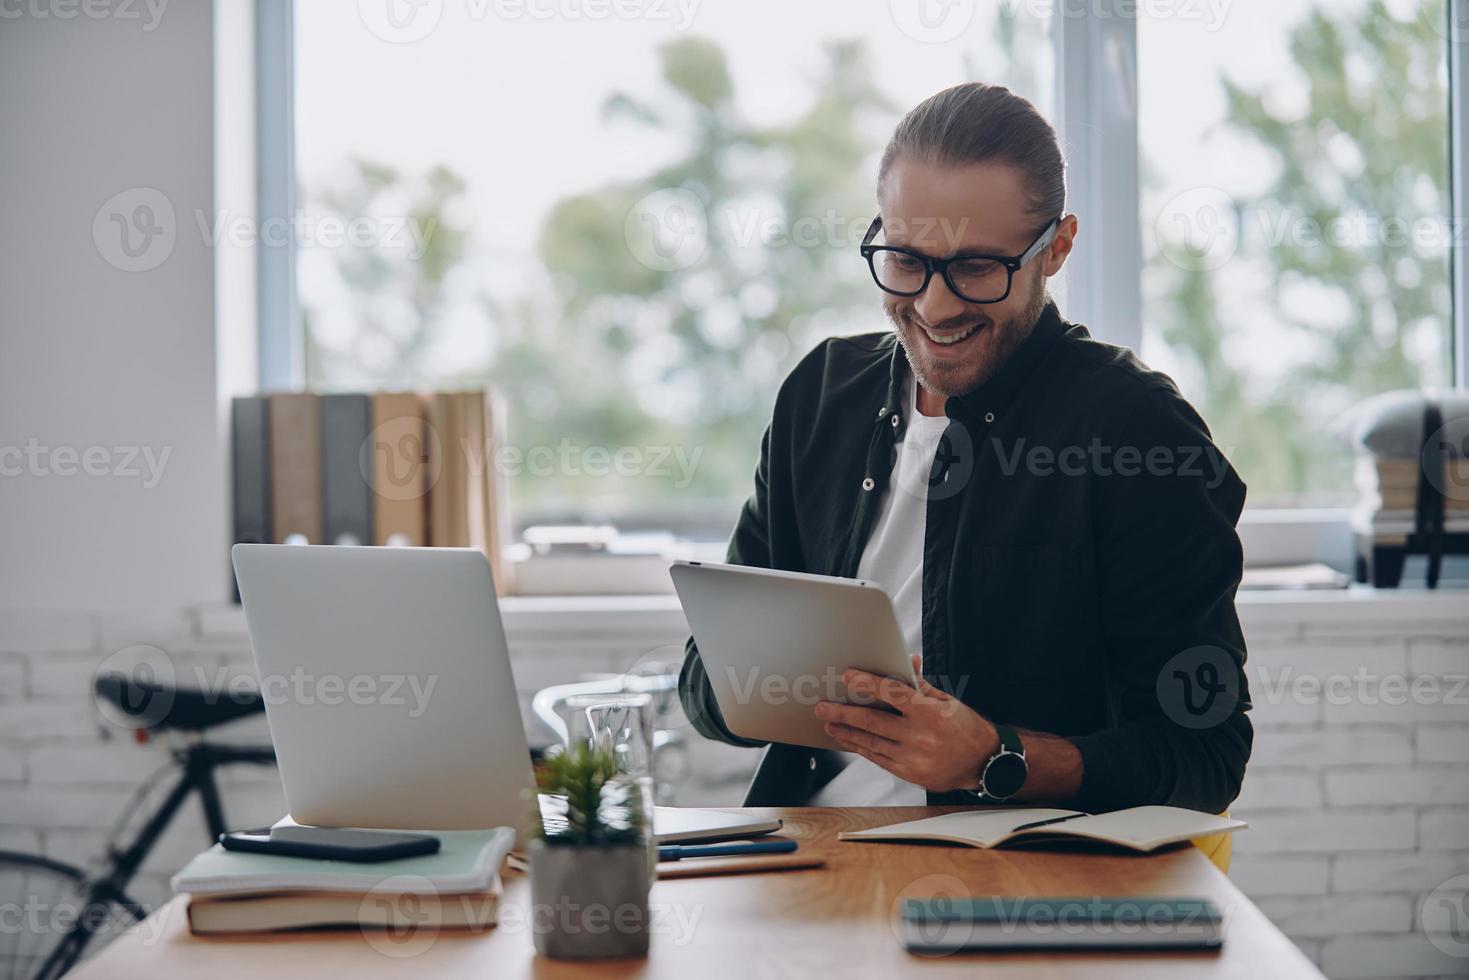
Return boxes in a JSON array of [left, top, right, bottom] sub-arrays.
[[1192, 811, 1234, 875]]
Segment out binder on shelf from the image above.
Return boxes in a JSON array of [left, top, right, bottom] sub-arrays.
[[319, 393, 374, 547], [230, 396, 272, 600], [229, 388, 505, 570], [474, 391, 510, 592], [428, 391, 469, 548], [427, 391, 505, 591], [268, 393, 322, 544], [369, 391, 429, 547]]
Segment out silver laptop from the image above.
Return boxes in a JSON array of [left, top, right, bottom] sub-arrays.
[[232, 544, 779, 843]]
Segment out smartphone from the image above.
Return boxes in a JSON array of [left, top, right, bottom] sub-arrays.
[[219, 826, 441, 862]]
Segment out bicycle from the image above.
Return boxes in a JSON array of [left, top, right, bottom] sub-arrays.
[[0, 673, 275, 980], [0, 657, 689, 980]]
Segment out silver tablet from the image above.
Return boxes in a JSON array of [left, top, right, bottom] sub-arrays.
[[670, 560, 918, 751]]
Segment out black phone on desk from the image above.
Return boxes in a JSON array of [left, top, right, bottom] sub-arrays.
[[219, 826, 440, 862]]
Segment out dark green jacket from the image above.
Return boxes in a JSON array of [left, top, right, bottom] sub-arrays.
[[679, 301, 1253, 813]]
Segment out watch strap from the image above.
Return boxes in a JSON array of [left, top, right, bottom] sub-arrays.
[[995, 722, 1023, 757]]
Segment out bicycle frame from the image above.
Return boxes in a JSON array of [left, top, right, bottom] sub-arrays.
[[30, 740, 275, 980]]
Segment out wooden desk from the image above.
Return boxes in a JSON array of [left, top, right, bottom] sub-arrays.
[[73, 807, 1323, 979]]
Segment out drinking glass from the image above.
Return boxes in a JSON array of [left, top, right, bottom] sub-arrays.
[[563, 692, 657, 864]]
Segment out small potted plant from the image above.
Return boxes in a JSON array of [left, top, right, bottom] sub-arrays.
[[528, 742, 653, 959]]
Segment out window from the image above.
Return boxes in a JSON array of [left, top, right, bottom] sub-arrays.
[[1138, 0, 1453, 507], [266, 0, 1469, 581], [290, 1, 1052, 555]]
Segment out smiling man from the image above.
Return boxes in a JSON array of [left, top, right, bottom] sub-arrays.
[[679, 83, 1252, 812]]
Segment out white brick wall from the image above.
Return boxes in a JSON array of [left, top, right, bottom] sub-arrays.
[[0, 595, 1465, 979], [0, 602, 758, 950], [1237, 604, 1469, 979]]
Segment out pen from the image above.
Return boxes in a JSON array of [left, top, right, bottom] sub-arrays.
[[658, 838, 799, 862], [1009, 813, 1088, 833]]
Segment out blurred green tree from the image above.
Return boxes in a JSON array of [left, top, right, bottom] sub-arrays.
[[304, 3, 1452, 524], [1148, 0, 1451, 504], [300, 9, 1056, 527], [485, 37, 895, 515], [487, 8, 1049, 518], [302, 161, 469, 390]]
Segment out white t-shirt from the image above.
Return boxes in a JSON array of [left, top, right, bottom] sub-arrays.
[[856, 372, 952, 657], [810, 371, 950, 806]]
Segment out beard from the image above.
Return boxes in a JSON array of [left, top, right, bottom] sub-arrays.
[[888, 272, 1048, 398]]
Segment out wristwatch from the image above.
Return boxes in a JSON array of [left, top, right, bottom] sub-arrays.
[[973, 723, 1028, 801]]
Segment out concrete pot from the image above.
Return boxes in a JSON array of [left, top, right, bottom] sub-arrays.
[[528, 838, 652, 959]]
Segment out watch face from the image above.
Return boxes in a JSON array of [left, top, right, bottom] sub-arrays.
[[982, 751, 1028, 799]]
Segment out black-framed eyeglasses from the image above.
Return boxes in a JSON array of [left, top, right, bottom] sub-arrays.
[[859, 215, 1061, 304]]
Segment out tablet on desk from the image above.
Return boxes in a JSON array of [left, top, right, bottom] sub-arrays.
[[670, 561, 918, 751]]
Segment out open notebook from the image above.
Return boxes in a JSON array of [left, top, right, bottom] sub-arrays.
[[839, 806, 1246, 853]]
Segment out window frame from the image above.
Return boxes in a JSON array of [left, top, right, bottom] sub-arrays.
[[1451, 0, 1469, 389], [256, 0, 300, 392], [257, 0, 1469, 584]]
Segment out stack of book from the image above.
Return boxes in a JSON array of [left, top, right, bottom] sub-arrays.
[[231, 390, 507, 592], [1352, 454, 1469, 586], [1342, 390, 1469, 587], [172, 826, 514, 936], [1354, 455, 1469, 522]]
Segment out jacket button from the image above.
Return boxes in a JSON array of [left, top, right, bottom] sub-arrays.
[[809, 757, 817, 771], [876, 407, 888, 419], [891, 414, 901, 429], [861, 477, 875, 491], [984, 412, 995, 423]]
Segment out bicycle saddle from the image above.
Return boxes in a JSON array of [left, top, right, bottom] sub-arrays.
[[94, 673, 266, 732]]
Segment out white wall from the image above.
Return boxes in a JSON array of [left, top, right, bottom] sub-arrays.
[[0, 2, 227, 611]]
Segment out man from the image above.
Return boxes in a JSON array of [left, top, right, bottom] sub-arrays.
[[678, 83, 1252, 812]]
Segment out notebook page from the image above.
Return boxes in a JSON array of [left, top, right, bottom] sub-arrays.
[[1032, 806, 1243, 850], [842, 809, 1078, 847]]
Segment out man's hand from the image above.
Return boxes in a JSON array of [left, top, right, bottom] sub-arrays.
[[814, 654, 999, 793]]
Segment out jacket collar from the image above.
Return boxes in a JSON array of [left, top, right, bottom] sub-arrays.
[[876, 300, 1070, 436]]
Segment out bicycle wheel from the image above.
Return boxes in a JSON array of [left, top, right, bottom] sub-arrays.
[[0, 851, 144, 980]]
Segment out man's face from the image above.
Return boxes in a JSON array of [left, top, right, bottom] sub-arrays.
[[878, 159, 1068, 398]]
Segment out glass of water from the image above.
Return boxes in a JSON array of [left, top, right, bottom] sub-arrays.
[[564, 692, 657, 862]]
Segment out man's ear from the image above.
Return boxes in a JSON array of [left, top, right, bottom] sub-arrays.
[[1041, 213, 1078, 277]]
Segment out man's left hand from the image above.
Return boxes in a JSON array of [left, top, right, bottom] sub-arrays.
[[815, 655, 999, 792]]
